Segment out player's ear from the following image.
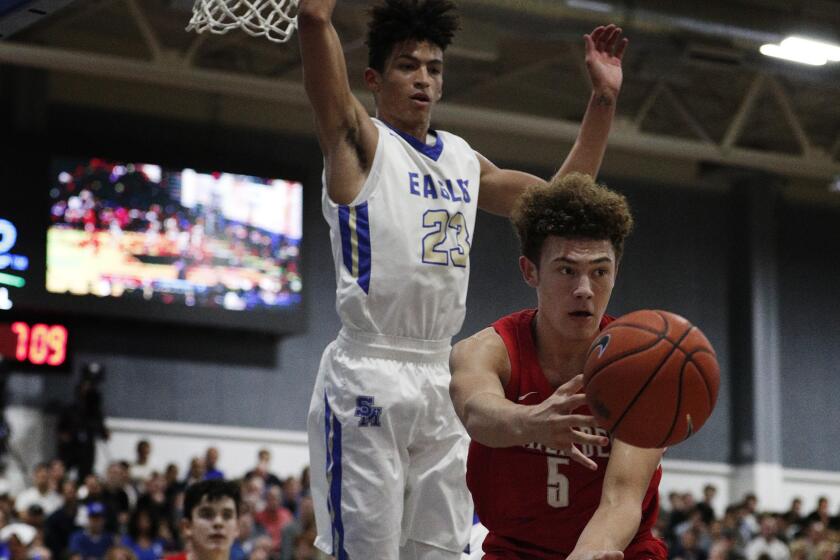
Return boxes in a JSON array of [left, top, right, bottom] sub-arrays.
[[364, 67, 382, 93], [180, 517, 192, 540], [519, 255, 539, 288]]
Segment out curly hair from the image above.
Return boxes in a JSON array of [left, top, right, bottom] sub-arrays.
[[367, 0, 460, 72], [511, 173, 634, 265]]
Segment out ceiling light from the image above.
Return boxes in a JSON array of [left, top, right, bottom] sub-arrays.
[[565, 0, 614, 13], [760, 35, 840, 66], [781, 37, 840, 62]]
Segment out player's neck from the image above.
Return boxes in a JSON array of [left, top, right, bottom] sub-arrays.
[[377, 112, 432, 144], [532, 312, 592, 387]]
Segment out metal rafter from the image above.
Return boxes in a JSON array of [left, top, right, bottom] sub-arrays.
[[661, 83, 713, 143], [722, 74, 765, 150], [124, 0, 162, 61], [766, 76, 813, 157]]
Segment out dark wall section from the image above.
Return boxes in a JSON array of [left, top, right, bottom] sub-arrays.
[[778, 199, 840, 471]]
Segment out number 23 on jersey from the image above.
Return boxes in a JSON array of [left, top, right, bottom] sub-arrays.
[[421, 209, 472, 267]]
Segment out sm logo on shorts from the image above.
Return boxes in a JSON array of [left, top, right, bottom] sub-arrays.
[[355, 396, 383, 427]]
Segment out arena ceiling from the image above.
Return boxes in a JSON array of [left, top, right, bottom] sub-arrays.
[[1, 0, 840, 190]]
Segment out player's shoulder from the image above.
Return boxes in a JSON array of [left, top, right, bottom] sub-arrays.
[[452, 327, 507, 368]]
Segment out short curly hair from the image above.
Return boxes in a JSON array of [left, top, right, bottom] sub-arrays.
[[511, 173, 634, 265], [367, 0, 460, 72]]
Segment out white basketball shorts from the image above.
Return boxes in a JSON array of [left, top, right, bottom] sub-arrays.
[[308, 328, 472, 560]]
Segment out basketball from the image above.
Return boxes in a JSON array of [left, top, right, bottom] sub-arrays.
[[582, 310, 720, 448]]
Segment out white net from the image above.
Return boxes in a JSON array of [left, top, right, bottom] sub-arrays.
[[186, 0, 299, 44]]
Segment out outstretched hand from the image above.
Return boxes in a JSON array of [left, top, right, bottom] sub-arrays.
[[522, 374, 610, 470], [583, 24, 628, 99]]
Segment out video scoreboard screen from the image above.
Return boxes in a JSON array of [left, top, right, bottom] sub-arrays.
[[0, 153, 307, 335]]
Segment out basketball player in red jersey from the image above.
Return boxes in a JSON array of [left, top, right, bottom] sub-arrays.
[[450, 173, 666, 560]]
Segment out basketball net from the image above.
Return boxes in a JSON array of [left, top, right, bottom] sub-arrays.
[[186, 0, 299, 44]]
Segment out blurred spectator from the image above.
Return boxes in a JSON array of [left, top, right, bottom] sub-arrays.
[[697, 485, 719, 525], [805, 497, 831, 527], [782, 498, 804, 539], [253, 485, 293, 553], [671, 528, 709, 560], [48, 461, 66, 493], [101, 465, 132, 534], [129, 443, 154, 489], [183, 459, 204, 488], [281, 477, 302, 517], [203, 449, 223, 482], [57, 366, 109, 481], [742, 495, 760, 538], [136, 474, 168, 525], [120, 509, 165, 560], [15, 464, 63, 518], [68, 503, 115, 560], [279, 496, 316, 560], [104, 545, 137, 560], [244, 450, 281, 489], [44, 480, 80, 560], [0, 523, 40, 560], [230, 507, 263, 560], [745, 515, 789, 560], [240, 476, 265, 515]]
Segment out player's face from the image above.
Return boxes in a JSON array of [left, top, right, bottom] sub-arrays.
[[522, 236, 617, 342], [366, 40, 444, 130], [183, 496, 239, 557]]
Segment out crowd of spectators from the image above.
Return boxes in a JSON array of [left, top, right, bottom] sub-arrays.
[[661, 484, 840, 560], [4, 440, 840, 560], [0, 443, 322, 560]]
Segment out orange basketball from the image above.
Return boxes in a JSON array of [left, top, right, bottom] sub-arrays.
[[583, 310, 720, 448]]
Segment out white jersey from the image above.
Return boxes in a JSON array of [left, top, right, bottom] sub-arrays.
[[323, 117, 481, 342]]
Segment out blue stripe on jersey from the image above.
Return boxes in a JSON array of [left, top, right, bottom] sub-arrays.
[[355, 202, 371, 293], [338, 206, 353, 275], [382, 120, 444, 161], [324, 394, 347, 560]]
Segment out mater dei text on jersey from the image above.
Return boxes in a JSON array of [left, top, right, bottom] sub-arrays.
[[523, 426, 612, 459]]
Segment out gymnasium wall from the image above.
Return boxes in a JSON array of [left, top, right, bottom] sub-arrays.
[[2, 83, 839, 476]]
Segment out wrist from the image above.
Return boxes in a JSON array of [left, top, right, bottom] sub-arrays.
[[590, 88, 619, 107], [512, 404, 533, 445]]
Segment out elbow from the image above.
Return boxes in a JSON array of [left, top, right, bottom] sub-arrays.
[[297, 1, 331, 27]]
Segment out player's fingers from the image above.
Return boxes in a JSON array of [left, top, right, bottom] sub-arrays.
[[555, 393, 587, 412], [589, 26, 605, 44], [603, 26, 621, 49], [614, 37, 629, 60], [583, 33, 595, 52], [571, 427, 609, 447], [569, 445, 598, 471], [555, 373, 584, 396], [557, 414, 598, 429]]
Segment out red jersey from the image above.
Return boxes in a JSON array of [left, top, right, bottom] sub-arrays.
[[466, 309, 666, 560]]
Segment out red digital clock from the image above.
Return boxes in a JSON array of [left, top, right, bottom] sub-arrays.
[[0, 321, 68, 367]]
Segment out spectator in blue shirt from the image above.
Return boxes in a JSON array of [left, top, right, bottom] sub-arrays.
[[68, 502, 115, 560]]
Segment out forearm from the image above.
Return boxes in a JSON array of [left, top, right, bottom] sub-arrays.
[[572, 502, 641, 555], [553, 89, 617, 181], [461, 392, 530, 448]]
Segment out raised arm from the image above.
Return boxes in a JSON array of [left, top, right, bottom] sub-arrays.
[[297, 0, 378, 205], [477, 24, 627, 217], [449, 329, 607, 468], [567, 439, 664, 560]]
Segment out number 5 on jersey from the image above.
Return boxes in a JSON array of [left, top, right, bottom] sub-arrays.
[[547, 457, 570, 508], [421, 210, 472, 267]]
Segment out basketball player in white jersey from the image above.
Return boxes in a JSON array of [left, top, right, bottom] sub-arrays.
[[297, 0, 628, 558]]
